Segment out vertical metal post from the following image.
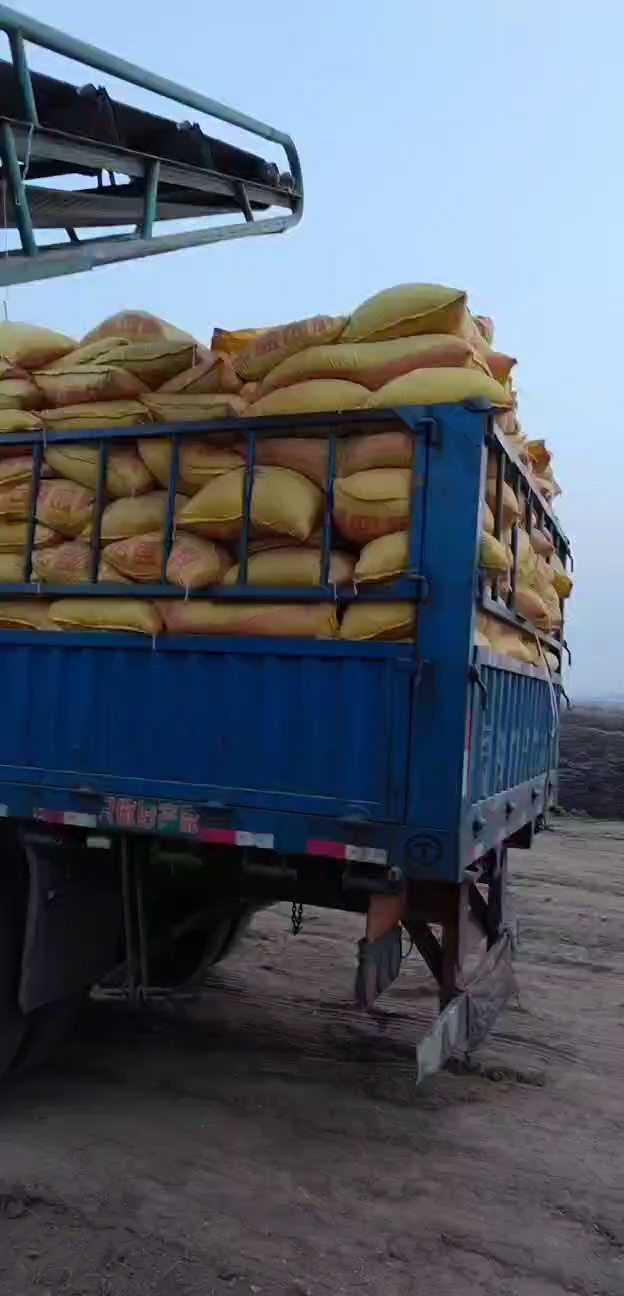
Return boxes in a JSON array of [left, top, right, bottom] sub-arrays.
[[161, 434, 180, 582], [405, 410, 428, 581], [238, 430, 256, 584], [491, 444, 505, 602], [120, 836, 137, 1002], [0, 122, 36, 257], [408, 408, 486, 878], [89, 441, 108, 582], [320, 433, 336, 585], [23, 438, 42, 581], [139, 159, 160, 238], [135, 859, 150, 997], [8, 29, 39, 126], [439, 882, 469, 1008]]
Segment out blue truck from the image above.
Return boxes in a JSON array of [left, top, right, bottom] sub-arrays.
[[0, 9, 569, 1081]]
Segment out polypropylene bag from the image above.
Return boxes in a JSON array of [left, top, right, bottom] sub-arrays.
[[342, 285, 467, 344], [334, 469, 411, 544]]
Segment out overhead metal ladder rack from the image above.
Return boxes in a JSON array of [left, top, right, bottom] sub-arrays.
[[0, 4, 303, 286]]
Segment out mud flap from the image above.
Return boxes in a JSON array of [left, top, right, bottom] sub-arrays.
[[19, 831, 122, 1013], [416, 928, 516, 1084], [354, 925, 403, 1010]]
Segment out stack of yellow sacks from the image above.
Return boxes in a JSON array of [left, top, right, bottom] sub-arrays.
[[0, 286, 571, 658]]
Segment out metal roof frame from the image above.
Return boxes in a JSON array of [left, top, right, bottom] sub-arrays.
[[0, 4, 303, 285]]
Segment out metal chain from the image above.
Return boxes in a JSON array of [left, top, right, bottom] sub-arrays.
[[291, 901, 303, 935]]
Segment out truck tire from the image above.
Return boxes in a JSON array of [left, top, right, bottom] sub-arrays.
[[145, 904, 259, 989], [186, 905, 258, 983]]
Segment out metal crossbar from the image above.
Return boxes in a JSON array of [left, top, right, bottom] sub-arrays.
[[0, 407, 430, 605], [0, 405, 570, 668], [0, 5, 303, 285]]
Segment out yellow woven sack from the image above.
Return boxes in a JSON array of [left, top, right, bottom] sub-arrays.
[[250, 437, 328, 488], [142, 393, 244, 424], [0, 600, 51, 629], [159, 600, 337, 638], [334, 469, 411, 544], [0, 553, 25, 581], [43, 400, 149, 431], [0, 481, 31, 521], [166, 534, 232, 590], [515, 527, 539, 586], [48, 598, 162, 635], [354, 532, 409, 584], [260, 334, 479, 394], [340, 602, 416, 641], [211, 326, 264, 358], [98, 341, 197, 389], [514, 587, 550, 628], [159, 353, 241, 395], [34, 365, 146, 407], [98, 560, 131, 584], [224, 547, 354, 587], [45, 445, 153, 498], [0, 409, 44, 434], [486, 352, 517, 384], [479, 532, 510, 574], [82, 311, 193, 346], [529, 526, 555, 558], [178, 467, 322, 543], [0, 455, 35, 487], [482, 617, 537, 664], [485, 477, 521, 527], [342, 285, 468, 344], [32, 540, 91, 584], [247, 380, 368, 417], [366, 367, 512, 409], [44, 337, 132, 370], [236, 316, 347, 382], [103, 533, 163, 583], [37, 479, 94, 537], [0, 322, 75, 369], [337, 430, 413, 477], [549, 552, 573, 599], [138, 438, 243, 492], [0, 521, 59, 552], [474, 316, 495, 345], [100, 492, 183, 542], [0, 376, 43, 410]]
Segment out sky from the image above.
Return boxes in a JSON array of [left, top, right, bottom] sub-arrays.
[[5, 0, 623, 698]]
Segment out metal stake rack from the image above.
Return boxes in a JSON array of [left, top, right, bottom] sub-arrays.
[[0, 4, 303, 286]]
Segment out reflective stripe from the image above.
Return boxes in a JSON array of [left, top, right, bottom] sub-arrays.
[[198, 828, 274, 850], [307, 840, 388, 865], [35, 809, 97, 829]]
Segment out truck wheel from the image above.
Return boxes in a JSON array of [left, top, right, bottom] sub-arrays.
[[186, 905, 258, 983], [146, 904, 259, 989]]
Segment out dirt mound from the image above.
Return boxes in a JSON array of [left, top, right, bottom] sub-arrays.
[[559, 706, 624, 818]]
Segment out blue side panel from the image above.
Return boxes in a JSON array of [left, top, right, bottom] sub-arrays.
[[468, 652, 559, 802], [0, 632, 413, 822]]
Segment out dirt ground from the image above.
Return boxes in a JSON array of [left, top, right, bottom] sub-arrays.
[[1, 819, 624, 1296]]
